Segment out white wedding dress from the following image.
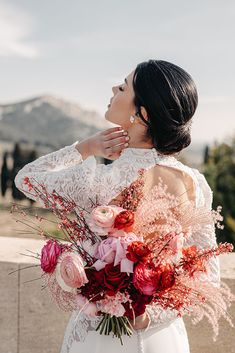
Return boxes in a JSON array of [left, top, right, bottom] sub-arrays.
[[14, 142, 220, 353]]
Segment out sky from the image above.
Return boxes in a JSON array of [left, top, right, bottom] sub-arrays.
[[0, 0, 234, 145]]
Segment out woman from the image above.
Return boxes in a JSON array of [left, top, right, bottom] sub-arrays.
[[14, 59, 220, 353]]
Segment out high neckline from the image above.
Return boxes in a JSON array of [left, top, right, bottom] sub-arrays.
[[120, 147, 178, 159]]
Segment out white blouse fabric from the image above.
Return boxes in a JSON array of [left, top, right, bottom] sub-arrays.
[[14, 142, 220, 353]]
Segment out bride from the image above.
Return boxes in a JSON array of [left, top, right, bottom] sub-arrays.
[[14, 59, 220, 353]]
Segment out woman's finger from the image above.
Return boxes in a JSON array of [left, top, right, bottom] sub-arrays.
[[103, 131, 126, 141], [105, 141, 129, 156], [102, 126, 122, 136], [103, 135, 129, 149]]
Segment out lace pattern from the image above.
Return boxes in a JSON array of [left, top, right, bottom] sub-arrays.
[[14, 142, 220, 349]]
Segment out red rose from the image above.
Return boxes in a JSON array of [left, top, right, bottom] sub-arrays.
[[104, 263, 129, 296], [81, 268, 105, 301], [114, 210, 135, 230], [40, 239, 63, 273], [126, 241, 151, 262]]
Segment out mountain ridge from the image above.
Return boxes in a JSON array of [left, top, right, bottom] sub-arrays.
[[0, 95, 112, 148]]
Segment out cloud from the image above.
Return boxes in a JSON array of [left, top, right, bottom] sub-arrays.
[[0, 2, 39, 58]]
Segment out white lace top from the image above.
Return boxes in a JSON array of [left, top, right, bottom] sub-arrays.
[[14, 141, 220, 350]]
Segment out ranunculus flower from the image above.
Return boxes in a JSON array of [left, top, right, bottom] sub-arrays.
[[126, 241, 151, 263], [40, 239, 63, 273], [55, 252, 88, 293], [113, 210, 135, 230], [87, 205, 124, 235], [133, 262, 160, 295], [104, 264, 129, 296]]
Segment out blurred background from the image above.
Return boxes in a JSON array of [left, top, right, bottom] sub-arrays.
[[0, 1, 235, 352]]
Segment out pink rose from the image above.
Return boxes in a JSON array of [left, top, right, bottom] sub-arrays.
[[76, 294, 98, 317], [40, 239, 63, 273], [94, 237, 117, 264], [93, 233, 140, 273], [56, 252, 88, 293], [87, 205, 124, 235]]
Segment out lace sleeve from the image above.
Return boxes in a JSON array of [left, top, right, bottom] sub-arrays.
[[144, 170, 220, 331], [14, 142, 148, 212], [14, 141, 99, 210]]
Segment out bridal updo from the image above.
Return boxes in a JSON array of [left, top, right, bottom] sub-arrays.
[[132, 59, 198, 155]]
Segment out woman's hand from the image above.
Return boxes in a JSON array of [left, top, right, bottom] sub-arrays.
[[129, 312, 150, 330], [75, 127, 130, 160]]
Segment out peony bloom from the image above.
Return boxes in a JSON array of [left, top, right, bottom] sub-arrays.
[[133, 262, 175, 295], [133, 262, 160, 296], [87, 205, 124, 235], [40, 239, 63, 273], [55, 252, 88, 293]]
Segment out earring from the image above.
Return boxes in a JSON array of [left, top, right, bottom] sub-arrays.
[[130, 115, 135, 123]]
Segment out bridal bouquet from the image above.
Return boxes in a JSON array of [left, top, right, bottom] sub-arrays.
[[11, 169, 235, 344]]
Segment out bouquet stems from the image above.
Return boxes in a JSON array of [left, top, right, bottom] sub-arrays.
[[96, 314, 133, 345]]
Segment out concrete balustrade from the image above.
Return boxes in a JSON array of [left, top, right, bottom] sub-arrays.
[[0, 236, 235, 353]]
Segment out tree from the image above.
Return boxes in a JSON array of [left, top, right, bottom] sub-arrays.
[[202, 138, 235, 248]]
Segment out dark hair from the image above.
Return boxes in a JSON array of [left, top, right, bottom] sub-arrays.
[[132, 59, 198, 155]]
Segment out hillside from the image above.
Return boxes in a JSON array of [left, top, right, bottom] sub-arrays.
[[0, 95, 111, 148]]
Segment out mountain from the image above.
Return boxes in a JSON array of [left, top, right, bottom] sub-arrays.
[[0, 95, 112, 149]]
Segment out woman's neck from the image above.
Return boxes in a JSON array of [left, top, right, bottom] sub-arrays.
[[126, 124, 154, 149]]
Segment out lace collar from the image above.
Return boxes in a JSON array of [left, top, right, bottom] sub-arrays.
[[119, 147, 179, 164]]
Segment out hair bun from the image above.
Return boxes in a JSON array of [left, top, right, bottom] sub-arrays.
[[133, 59, 198, 156]]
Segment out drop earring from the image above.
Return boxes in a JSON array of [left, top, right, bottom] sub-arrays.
[[130, 115, 135, 123]]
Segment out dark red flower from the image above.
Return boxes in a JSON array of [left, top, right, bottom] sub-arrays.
[[123, 285, 153, 319], [126, 241, 151, 263], [114, 210, 135, 230], [81, 268, 105, 301], [103, 263, 130, 296]]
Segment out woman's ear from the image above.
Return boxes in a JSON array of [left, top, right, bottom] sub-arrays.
[[139, 106, 148, 121], [136, 106, 149, 125]]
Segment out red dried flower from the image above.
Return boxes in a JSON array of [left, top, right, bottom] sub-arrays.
[[23, 176, 33, 191]]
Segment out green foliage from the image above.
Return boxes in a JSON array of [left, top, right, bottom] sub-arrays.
[[202, 138, 235, 248]]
